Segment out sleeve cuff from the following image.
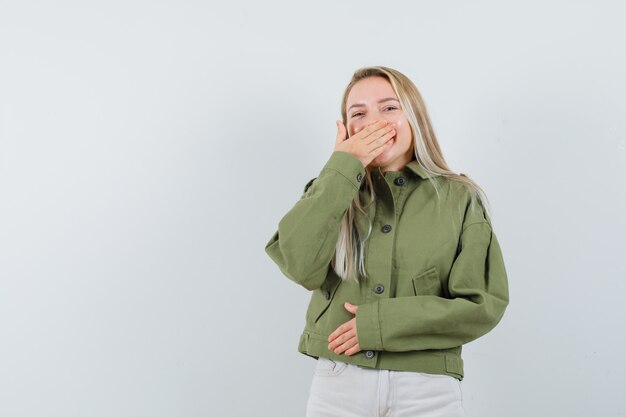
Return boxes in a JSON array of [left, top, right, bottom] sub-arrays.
[[356, 300, 383, 351], [320, 151, 366, 190]]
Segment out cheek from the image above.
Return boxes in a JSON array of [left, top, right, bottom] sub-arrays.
[[391, 118, 406, 130], [346, 122, 355, 136], [393, 120, 410, 139]]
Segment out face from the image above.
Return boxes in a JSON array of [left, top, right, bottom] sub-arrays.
[[345, 76, 414, 172]]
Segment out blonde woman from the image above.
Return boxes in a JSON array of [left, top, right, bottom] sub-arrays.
[[264, 66, 509, 417]]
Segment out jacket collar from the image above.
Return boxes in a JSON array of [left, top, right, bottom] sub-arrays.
[[369, 159, 437, 180], [405, 160, 438, 179]]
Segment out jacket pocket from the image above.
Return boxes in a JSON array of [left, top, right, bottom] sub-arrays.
[[306, 273, 342, 324], [412, 266, 445, 297]]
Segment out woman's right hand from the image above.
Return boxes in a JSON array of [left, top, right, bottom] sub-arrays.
[[334, 119, 396, 168]]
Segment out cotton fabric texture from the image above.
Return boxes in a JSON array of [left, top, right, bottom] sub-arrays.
[[306, 356, 465, 417], [265, 150, 509, 380]]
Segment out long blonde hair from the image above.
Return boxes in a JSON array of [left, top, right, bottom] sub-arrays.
[[332, 66, 493, 284]]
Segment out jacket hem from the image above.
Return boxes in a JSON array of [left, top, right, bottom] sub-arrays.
[[297, 330, 464, 381]]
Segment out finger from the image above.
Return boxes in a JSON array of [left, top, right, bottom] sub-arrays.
[[328, 335, 341, 351], [344, 343, 361, 356], [328, 324, 356, 349], [367, 129, 396, 154], [328, 323, 348, 342], [328, 329, 348, 349], [328, 325, 356, 349], [352, 119, 388, 141], [364, 124, 396, 146], [335, 120, 347, 145], [330, 337, 350, 354], [333, 336, 357, 355]]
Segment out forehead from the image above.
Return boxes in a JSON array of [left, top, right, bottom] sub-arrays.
[[346, 76, 397, 105]]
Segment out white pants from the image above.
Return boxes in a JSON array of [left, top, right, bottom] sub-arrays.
[[306, 357, 465, 417]]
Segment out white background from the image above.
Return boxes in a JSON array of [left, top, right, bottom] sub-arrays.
[[1, 1, 625, 416]]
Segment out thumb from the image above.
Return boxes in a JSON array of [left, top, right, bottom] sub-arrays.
[[335, 120, 347, 145], [344, 302, 358, 314]]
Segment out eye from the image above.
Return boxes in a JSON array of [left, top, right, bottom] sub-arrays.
[[351, 106, 397, 118]]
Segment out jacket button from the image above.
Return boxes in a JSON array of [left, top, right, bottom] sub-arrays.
[[381, 224, 392, 233], [394, 176, 406, 186], [364, 350, 375, 359], [374, 284, 384, 294], [324, 290, 331, 300], [356, 173, 363, 182]]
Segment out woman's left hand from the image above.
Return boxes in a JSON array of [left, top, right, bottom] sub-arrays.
[[327, 302, 361, 355]]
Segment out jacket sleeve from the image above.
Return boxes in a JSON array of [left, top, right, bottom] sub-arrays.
[[264, 151, 366, 291], [355, 195, 510, 351]]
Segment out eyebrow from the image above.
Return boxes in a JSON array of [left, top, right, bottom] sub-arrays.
[[348, 97, 399, 112]]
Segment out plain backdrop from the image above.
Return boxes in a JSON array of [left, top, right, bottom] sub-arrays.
[[1, 1, 625, 416]]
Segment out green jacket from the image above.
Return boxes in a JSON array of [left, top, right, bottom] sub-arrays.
[[264, 151, 509, 380]]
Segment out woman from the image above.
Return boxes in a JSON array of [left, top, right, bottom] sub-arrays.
[[264, 66, 509, 417]]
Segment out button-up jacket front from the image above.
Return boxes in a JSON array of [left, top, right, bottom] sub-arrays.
[[264, 151, 509, 380]]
